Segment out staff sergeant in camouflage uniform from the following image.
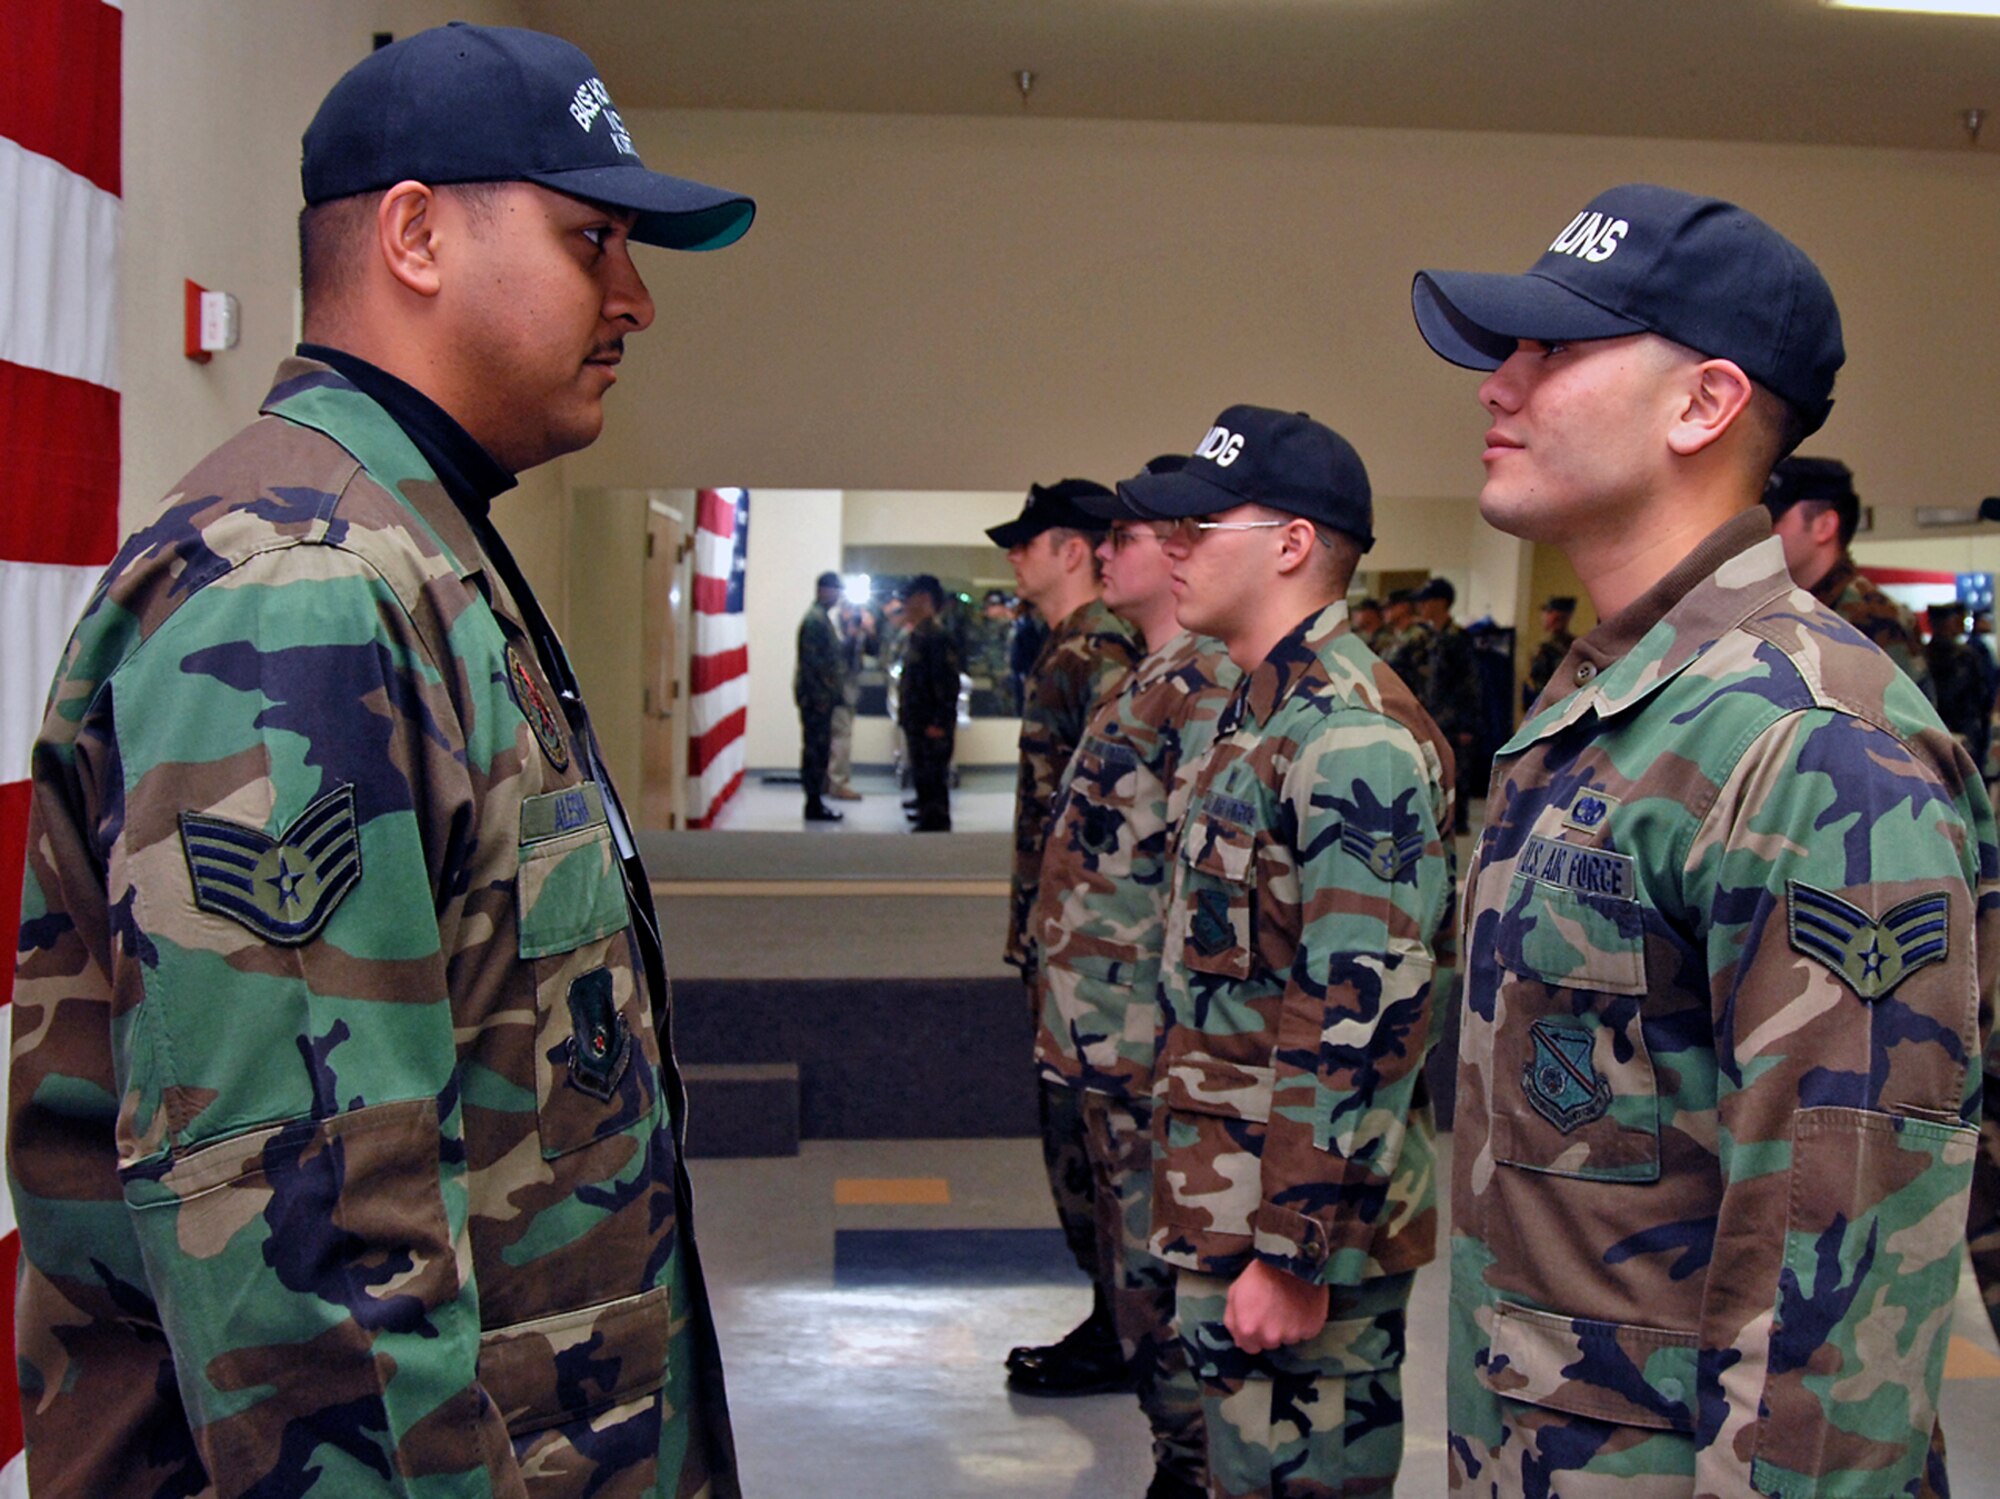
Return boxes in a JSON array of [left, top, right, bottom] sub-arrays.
[[1415, 181, 1997, 1497], [991, 480, 1146, 1392], [1032, 455, 1239, 1497], [1125, 406, 1458, 1499], [9, 25, 753, 1497], [1763, 455, 1934, 704], [795, 570, 847, 822]]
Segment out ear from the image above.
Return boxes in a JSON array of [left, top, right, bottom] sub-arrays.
[[376, 180, 445, 299], [1060, 533, 1093, 573], [1272, 518, 1319, 579], [1666, 358, 1755, 458], [1808, 505, 1842, 547]]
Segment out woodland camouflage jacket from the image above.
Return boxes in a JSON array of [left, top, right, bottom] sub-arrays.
[[1450, 510, 1997, 1498], [9, 360, 733, 1499]]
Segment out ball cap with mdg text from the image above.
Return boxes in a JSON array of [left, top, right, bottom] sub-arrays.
[[985, 480, 1117, 548], [1116, 405, 1374, 552], [1411, 183, 1843, 436], [302, 22, 755, 251]]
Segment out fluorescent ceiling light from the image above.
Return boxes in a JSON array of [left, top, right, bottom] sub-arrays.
[[1826, 0, 2000, 13]]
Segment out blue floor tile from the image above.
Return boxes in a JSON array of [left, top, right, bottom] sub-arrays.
[[833, 1227, 1088, 1287]]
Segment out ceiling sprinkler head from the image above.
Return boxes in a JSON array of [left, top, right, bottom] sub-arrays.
[[1965, 107, 1986, 146], [1017, 69, 1036, 104]]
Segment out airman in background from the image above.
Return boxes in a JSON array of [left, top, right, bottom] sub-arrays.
[[1127, 405, 1457, 1499], [1032, 453, 1239, 1498], [990, 481, 1145, 1394]]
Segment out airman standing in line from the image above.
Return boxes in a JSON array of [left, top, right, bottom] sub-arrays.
[[990, 482, 1145, 1392], [1127, 406, 1457, 1498], [1415, 181, 1996, 1496]]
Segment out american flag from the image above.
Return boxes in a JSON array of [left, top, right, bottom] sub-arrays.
[[687, 488, 750, 828], [2, 0, 125, 1482]]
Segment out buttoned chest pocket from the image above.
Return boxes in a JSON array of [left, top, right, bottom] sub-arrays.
[[1056, 734, 1148, 886], [1177, 811, 1256, 982], [1489, 844, 1659, 1183], [517, 789, 657, 1160]]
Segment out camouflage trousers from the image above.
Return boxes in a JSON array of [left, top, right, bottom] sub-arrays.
[[1038, 1064, 1101, 1280], [1176, 1269, 1413, 1499], [1973, 1062, 2000, 1343], [1079, 1091, 1206, 1484]]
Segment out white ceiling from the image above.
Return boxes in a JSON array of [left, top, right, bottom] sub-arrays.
[[530, 0, 2000, 152]]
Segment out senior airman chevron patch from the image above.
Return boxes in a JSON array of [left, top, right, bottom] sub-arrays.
[[1338, 823, 1428, 881], [180, 784, 362, 946], [1787, 880, 1949, 1001]]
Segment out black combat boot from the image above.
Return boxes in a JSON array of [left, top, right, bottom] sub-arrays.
[[1004, 1289, 1132, 1395]]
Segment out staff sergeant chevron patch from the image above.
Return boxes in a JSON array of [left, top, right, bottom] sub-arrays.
[[1787, 880, 1950, 1001], [180, 784, 363, 945]]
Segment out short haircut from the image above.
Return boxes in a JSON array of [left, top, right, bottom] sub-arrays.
[[1744, 384, 1813, 487], [1045, 525, 1105, 580], [298, 181, 505, 323], [904, 574, 945, 607]]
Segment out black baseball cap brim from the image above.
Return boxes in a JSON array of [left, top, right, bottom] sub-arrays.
[[523, 163, 754, 250], [1117, 466, 1262, 521], [1412, 269, 1646, 371]]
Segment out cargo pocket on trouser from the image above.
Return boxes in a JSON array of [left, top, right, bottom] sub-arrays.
[[517, 793, 657, 1160], [1490, 869, 1660, 1184], [1749, 1107, 1979, 1498]]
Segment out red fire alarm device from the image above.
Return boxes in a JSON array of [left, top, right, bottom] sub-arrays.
[[184, 279, 240, 362]]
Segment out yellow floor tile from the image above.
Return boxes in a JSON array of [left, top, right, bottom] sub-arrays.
[[1945, 1335, 2000, 1379], [834, 1177, 951, 1206]]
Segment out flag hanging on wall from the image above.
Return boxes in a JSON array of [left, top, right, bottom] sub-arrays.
[[1, 0, 126, 1484], [688, 488, 750, 828]]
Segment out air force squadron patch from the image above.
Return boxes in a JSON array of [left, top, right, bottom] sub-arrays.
[[507, 642, 571, 771], [1788, 880, 1949, 1001], [1523, 1018, 1612, 1133], [180, 784, 362, 945]]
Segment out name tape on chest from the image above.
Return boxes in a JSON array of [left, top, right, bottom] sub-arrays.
[[1518, 834, 1636, 903], [1081, 733, 1140, 770], [1204, 791, 1256, 827]]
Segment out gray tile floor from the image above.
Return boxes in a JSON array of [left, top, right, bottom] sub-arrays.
[[667, 783, 2000, 1498], [690, 1136, 2000, 1499]]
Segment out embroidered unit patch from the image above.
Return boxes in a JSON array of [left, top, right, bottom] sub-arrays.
[[1338, 824, 1427, 881], [1190, 887, 1236, 957], [1787, 880, 1949, 1001], [1522, 1018, 1612, 1133], [507, 641, 570, 771], [180, 784, 363, 946], [565, 966, 630, 1101], [1563, 790, 1621, 837]]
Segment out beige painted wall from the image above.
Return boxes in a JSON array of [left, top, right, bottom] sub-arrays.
[[117, 11, 2000, 793], [118, 0, 575, 612], [574, 109, 2000, 512]]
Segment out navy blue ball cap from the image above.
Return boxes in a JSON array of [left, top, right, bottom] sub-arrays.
[[1118, 405, 1374, 552], [1074, 454, 1187, 519], [1412, 183, 1843, 435], [986, 479, 1115, 547], [302, 23, 754, 251]]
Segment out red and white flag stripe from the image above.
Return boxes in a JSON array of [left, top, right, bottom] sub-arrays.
[[3, 0, 125, 1485], [687, 488, 749, 828]]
